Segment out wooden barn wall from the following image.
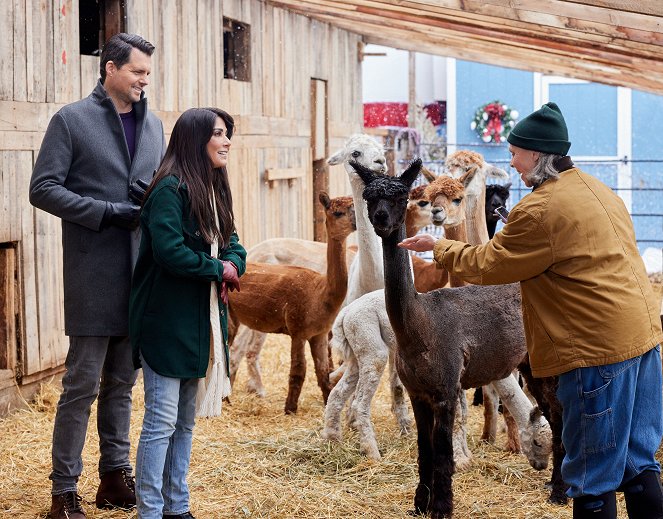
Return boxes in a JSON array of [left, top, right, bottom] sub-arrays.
[[0, 0, 363, 403]]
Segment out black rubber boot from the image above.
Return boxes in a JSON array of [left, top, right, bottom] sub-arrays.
[[573, 492, 617, 518], [623, 470, 663, 519]]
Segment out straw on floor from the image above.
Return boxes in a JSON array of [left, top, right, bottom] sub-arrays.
[[2, 276, 661, 519]]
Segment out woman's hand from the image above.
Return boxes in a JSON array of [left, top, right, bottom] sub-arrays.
[[398, 234, 437, 252], [221, 260, 240, 292]]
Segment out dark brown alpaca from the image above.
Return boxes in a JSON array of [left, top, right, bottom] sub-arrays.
[[228, 193, 355, 414], [352, 158, 531, 518]]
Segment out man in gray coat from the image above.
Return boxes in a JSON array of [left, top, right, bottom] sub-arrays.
[[29, 33, 165, 519]]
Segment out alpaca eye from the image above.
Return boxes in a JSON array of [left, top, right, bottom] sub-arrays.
[[351, 150, 361, 158], [417, 201, 429, 207], [452, 198, 462, 205], [333, 211, 344, 217]]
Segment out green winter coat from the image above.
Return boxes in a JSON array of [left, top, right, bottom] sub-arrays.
[[129, 175, 246, 378]]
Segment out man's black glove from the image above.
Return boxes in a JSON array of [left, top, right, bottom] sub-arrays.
[[103, 202, 141, 230], [129, 178, 151, 205]]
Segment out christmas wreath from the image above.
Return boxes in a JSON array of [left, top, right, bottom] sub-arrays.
[[470, 100, 518, 144]]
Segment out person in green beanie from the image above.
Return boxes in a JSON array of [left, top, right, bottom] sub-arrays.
[[400, 102, 663, 519]]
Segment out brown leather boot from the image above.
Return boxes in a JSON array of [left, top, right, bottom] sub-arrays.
[[95, 468, 136, 509], [50, 491, 86, 518]]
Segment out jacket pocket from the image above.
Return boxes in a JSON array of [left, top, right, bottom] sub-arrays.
[[523, 302, 560, 368]]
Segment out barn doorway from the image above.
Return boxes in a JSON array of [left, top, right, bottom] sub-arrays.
[[311, 78, 329, 242], [0, 243, 18, 381]]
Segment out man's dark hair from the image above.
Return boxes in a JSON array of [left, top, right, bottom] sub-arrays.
[[99, 33, 155, 82]]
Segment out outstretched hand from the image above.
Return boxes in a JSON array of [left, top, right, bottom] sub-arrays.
[[398, 233, 437, 253]]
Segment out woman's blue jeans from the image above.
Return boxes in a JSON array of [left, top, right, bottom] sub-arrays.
[[557, 345, 663, 498], [135, 356, 198, 518]]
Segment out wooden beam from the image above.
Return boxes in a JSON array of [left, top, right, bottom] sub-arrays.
[[265, 0, 663, 93]]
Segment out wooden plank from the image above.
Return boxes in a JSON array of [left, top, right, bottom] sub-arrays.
[[13, 0, 28, 102], [25, 0, 53, 102], [18, 151, 39, 376], [177, 1, 199, 111], [160, 0, 178, 111], [264, 167, 306, 181], [80, 55, 98, 95], [196, 0, 218, 107], [564, 0, 663, 16], [53, 0, 81, 103], [0, 4, 14, 100]]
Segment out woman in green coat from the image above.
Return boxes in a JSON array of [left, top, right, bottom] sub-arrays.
[[129, 107, 246, 519]]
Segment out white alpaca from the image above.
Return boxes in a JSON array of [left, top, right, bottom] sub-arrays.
[[229, 134, 386, 396], [328, 134, 387, 305]]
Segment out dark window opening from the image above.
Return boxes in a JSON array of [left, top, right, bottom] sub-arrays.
[[79, 0, 126, 56], [223, 18, 251, 82]]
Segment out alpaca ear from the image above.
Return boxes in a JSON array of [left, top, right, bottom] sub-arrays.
[[318, 191, 331, 209], [504, 182, 512, 190], [399, 158, 422, 188], [458, 164, 479, 189], [348, 160, 378, 186], [327, 149, 344, 166]]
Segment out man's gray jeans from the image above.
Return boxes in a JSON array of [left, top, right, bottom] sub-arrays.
[[50, 336, 138, 495]]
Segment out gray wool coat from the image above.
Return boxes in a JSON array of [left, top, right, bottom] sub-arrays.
[[29, 80, 166, 336]]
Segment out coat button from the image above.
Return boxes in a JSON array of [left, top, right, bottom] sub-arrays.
[[195, 230, 201, 237]]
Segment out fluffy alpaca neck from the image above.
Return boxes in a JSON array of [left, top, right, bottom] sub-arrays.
[[464, 184, 490, 245], [347, 173, 384, 298], [486, 218, 498, 239], [405, 213, 422, 238], [324, 230, 348, 304], [381, 224, 417, 333], [443, 221, 468, 288]]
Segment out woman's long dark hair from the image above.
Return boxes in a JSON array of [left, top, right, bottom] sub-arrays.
[[145, 107, 235, 247]]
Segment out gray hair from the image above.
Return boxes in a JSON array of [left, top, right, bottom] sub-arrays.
[[526, 153, 563, 188]]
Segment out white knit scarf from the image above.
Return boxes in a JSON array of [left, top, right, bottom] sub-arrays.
[[195, 190, 232, 417]]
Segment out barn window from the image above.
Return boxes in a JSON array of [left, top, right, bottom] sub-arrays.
[[223, 17, 251, 82], [79, 0, 126, 56]]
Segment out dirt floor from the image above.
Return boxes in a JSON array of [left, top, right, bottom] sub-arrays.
[[1, 281, 661, 518]]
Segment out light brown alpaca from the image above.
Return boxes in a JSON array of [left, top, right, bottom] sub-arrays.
[[407, 185, 450, 292], [228, 193, 355, 414], [229, 234, 357, 397]]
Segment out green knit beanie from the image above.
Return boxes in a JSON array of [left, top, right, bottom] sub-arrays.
[[507, 102, 571, 155]]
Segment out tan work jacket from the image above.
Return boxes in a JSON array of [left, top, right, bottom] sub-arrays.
[[433, 167, 662, 377]]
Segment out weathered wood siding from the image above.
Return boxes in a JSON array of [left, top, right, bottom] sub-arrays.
[[0, 0, 363, 407]]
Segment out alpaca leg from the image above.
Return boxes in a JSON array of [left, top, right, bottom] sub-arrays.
[[452, 391, 472, 472], [308, 333, 332, 404], [502, 406, 521, 453], [244, 329, 268, 397], [429, 398, 456, 519], [410, 396, 435, 515], [285, 338, 307, 414], [351, 347, 388, 460], [229, 323, 251, 386], [480, 385, 499, 443], [321, 356, 359, 442], [388, 351, 412, 435]]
